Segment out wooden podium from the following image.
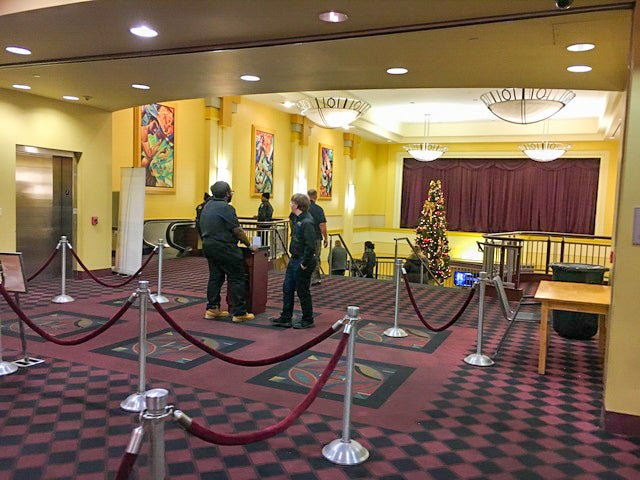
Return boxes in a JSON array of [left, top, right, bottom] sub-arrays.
[[227, 247, 269, 314]]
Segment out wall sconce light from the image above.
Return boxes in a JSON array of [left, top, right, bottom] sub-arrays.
[[347, 183, 356, 211]]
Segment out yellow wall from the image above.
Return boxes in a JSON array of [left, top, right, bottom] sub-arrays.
[[305, 115, 347, 217], [0, 89, 112, 269], [112, 99, 208, 220], [354, 141, 388, 216], [604, 5, 640, 418], [228, 99, 295, 218]]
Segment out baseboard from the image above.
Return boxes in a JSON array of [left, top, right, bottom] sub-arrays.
[[73, 268, 112, 280], [602, 409, 640, 436]]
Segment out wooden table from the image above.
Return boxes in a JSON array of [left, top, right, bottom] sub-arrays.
[[534, 280, 611, 374]]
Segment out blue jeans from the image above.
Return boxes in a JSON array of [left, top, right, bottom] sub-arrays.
[[281, 257, 315, 322]]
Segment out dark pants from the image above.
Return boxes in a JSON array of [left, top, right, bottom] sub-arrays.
[[331, 269, 346, 276], [203, 239, 248, 316], [281, 257, 315, 322], [311, 239, 322, 283]]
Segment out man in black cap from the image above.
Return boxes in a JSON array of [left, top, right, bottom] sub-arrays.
[[199, 181, 257, 322]]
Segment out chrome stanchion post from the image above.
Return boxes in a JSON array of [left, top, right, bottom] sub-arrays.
[[144, 388, 171, 480], [12, 293, 44, 368], [52, 236, 74, 303], [121, 282, 149, 412], [150, 239, 169, 304], [0, 315, 18, 376], [384, 258, 408, 338], [323, 306, 370, 465], [464, 271, 495, 367]]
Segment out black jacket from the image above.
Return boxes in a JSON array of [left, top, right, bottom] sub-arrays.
[[257, 200, 273, 222], [289, 211, 316, 267]]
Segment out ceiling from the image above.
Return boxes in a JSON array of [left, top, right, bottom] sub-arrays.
[[0, 0, 634, 144]]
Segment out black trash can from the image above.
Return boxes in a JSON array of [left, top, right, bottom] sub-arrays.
[[549, 263, 609, 340]]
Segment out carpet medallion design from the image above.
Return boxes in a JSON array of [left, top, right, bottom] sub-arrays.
[[333, 319, 451, 353], [247, 351, 415, 409], [0, 311, 110, 343], [91, 328, 252, 369], [100, 293, 205, 311]]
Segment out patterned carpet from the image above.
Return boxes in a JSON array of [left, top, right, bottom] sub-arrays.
[[0, 255, 638, 479]]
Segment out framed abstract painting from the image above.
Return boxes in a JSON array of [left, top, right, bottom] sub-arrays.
[[317, 144, 334, 199], [251, 125, 274, 197], [135, 103, 175, 193]]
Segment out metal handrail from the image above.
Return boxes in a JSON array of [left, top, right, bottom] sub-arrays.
[[482, 231, 612, 277], [393, 237, 443, 286], [484, 230, 612, 241], [328, 233, 364, 277]]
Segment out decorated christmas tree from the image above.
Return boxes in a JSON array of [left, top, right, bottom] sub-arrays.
[[415, 179, 451, 283]]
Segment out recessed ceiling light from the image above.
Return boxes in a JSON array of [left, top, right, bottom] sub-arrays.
[[12, 84, 31, 90], [24, 146, 39, 154], [319, 11, 348, 23], [63, 95, 80, 101], [129, 25, 158, 38], [387, 67, 408, 75], [567, 43, 595, 52], [567, 65, 592, 73], [240, 74, 260, 82], [131, 83, 150, 90], [283, 101, 294, 108], [6, 46, 31, 55]]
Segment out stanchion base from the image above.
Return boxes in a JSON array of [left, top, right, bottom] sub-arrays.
[[52, 294, 75, 304], [12, 357, 45, 368], [0, 361, 19, 376], [383, 327, 408, 338], [150, 294, 169, 304], [322, 439, 369, 465], [464, 353, 495, 367], [120, 392, 146, 413]]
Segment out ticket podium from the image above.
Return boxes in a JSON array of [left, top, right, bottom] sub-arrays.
[[227, 246, 269, 314]]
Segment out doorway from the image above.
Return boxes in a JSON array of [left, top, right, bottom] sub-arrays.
[[15, 146, 77, 279]]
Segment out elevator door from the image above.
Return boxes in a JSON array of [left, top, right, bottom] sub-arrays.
[[16, 154, 74, 279]]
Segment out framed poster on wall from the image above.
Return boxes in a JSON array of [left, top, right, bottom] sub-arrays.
[[251, 125, 274, 197], [318, 144, 333, 199], [134, 103, 175, 193]]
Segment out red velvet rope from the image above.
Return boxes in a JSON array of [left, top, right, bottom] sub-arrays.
[[0, 283, 134, 345], [151, 300, 338, 366], [114, 452, 138, 480], [68, 247, 157, 288], [182, 332, 349, 445], [26, 247, 59, 282], [402, 273, 476, 332]]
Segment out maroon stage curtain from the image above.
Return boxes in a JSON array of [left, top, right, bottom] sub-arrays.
[[400, 158, 600, 234]]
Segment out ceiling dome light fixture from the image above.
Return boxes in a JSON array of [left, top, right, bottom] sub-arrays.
[[567, 43, 595, 52], [519, 120, 571, 162], [567, 65, 592, 73], [480, 88, 575, 124], [318, 11, 348, 23], [403, 114, 448, 162], [296, 97, 370, 129], [6, 46, 31, 55], [519, 142, 571, 162], [129, 25, 158, 37]]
